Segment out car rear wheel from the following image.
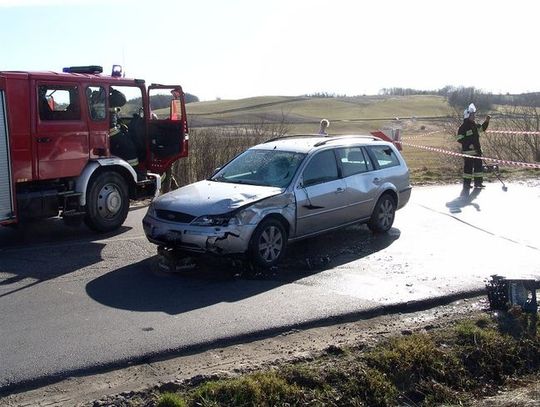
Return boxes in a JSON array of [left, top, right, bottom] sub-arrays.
[[368, 194, 396, 233], [249, 218, 287, 269]]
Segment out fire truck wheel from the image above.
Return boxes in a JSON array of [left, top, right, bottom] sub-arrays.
[[84, 172, 129, 233]]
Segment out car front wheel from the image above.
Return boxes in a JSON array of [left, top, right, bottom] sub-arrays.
[[249, 218, 287, 269], [368, 194, 396, 233]]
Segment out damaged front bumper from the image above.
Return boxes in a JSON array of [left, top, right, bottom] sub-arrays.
[[143, 214, 257, 255]]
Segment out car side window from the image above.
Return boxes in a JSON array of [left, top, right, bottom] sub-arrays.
[[302, 150, 339, 187], [366, 145, 400, 169], [336, 147, 373, 177], [38, 84, 81, 121]]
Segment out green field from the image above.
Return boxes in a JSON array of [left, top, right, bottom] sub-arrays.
[[184, 95, 457, 177], [166, 95, 538, 186], [186, 94, 453, 135]]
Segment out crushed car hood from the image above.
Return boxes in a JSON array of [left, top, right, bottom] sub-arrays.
[[154, 180, 284, 216]]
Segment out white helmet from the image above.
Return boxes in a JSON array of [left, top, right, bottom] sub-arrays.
[[463, 103, 476, 119]]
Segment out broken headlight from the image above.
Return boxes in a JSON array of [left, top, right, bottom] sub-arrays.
[[191, 214, 239, 227]]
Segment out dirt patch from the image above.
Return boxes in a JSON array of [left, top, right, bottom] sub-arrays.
[[3, 296, 538, 406]]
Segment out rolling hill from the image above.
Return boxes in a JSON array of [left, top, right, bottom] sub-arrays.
[[184, 94, 453, 134]]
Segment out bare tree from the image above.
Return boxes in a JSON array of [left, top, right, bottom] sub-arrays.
[[164, 112, 291, 191], [485, 105, 540, 163]]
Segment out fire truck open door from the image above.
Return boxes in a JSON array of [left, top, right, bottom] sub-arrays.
[[146, 85, 189, 174], [0, 90, 14, 222]]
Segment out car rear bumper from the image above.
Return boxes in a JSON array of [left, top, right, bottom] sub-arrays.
[[398, 186, 412, 209], [143, 214, 256, 254]]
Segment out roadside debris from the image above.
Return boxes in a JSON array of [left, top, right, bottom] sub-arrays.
[[157, 246, 197, 272], [305, 256, 331, 270], [486, 274, 538, 313]]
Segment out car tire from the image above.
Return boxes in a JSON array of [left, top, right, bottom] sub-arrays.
[[367, 193, 396, 233], [248, 218, 287, 269], [84, 171, 129, 233]]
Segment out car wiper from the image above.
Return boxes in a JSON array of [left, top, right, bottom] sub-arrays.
[[241, 180, 270, 186], [233, 180, 267, 186], [210, 175, 229, 182]]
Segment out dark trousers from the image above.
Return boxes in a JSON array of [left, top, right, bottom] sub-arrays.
[[463, 156, 483, 185]]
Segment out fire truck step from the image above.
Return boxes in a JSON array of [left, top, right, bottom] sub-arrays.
[[62, 209, 86, 217], [58, 191, 82, 197]]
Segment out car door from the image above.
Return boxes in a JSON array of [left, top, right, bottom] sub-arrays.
[[295, 149, 349, 237], [365, 144, 406, 210], [146, 85, 189, 174], [335, 146, 379, 221]]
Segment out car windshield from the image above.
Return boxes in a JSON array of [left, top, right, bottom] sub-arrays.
[[211, 149, 306, 188]]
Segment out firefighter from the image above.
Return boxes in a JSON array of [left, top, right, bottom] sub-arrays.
[[456, 103, 490, 189], [108, 89, 139, 170]]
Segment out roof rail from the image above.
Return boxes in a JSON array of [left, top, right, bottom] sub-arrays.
[[314, 135, 382, 147], [263, 134, 327, 143]]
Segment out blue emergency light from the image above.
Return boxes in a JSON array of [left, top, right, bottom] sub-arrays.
[[62, 65, 103, 74], [111, 65, 123, 77]]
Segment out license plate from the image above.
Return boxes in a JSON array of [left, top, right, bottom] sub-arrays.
[[165, 230, 183, 242]]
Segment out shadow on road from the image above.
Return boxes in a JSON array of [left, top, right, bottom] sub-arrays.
[[86, 224, 400, 315], [445, 187, 482, 214], [0, 222, 132, 299], [0, 241, 107, 299], [0, 216, 133, 249]]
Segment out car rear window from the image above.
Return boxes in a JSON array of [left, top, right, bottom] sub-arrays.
[[336, 147, 373, 177], [366, 145, 400, 169]]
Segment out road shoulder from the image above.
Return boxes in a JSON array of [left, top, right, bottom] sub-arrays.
[[3, 297, 492, 406]]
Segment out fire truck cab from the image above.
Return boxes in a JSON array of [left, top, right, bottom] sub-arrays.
[[0, 65, 188, 232]]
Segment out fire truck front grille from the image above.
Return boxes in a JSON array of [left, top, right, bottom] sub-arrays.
[[155, 210, 196, 224]]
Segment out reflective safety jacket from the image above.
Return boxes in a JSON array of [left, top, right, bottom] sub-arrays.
[[456, 119, 489, 156]]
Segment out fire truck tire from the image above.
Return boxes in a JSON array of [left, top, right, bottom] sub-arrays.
[[84, 171, 129, 232]]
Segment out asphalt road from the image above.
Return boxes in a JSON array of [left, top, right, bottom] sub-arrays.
[[0, 180, 539, 393]]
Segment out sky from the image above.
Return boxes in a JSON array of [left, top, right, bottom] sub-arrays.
[[0, 0, 538, 101]]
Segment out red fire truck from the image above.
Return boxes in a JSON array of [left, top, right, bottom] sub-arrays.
[[0, 65, 188, 232]]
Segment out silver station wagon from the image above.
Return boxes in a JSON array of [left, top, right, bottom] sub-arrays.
[[143, 135, 412, 268]]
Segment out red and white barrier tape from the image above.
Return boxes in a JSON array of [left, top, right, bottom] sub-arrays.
[[487, 130, 540, 135], [399, 141, 540, 169], [403, 129, 540, 139]]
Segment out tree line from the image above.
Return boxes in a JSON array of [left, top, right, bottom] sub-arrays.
[[129, 92, 200, 110], [379, 86, 540, 110]]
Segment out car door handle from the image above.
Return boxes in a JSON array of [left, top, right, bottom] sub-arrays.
[[37, 137, 52, 143], [336, 187, 345, 193]]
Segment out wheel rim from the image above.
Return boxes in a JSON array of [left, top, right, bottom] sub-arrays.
[[377, 199, 394, 229], [258, 225, 283, 263], [97, 183, 123, 219]]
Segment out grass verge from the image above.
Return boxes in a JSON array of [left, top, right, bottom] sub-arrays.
[[153, 310, 539, 407]]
